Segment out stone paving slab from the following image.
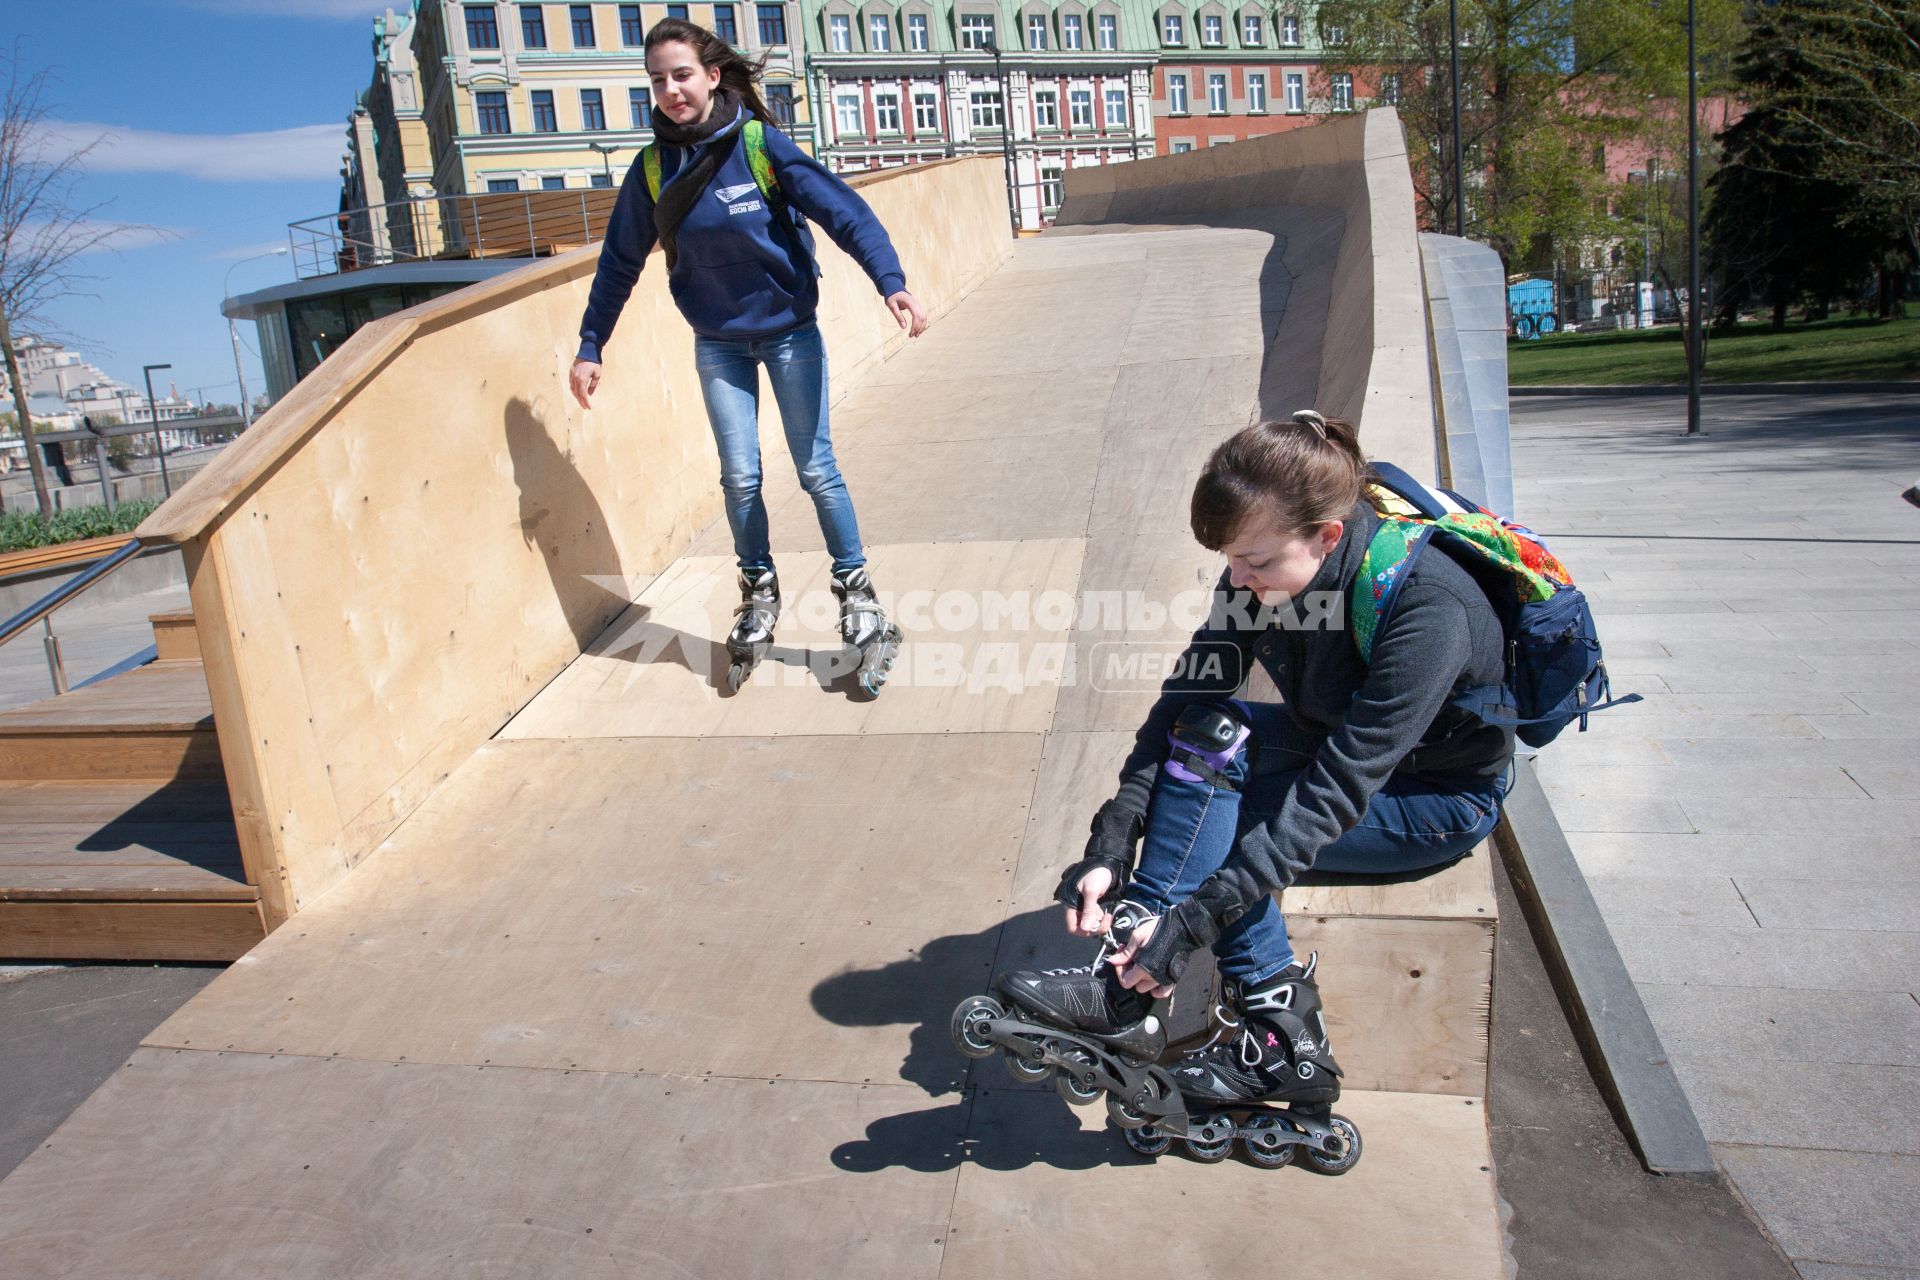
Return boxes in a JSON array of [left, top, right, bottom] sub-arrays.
[[1716, 1146, 1920, 1274], [1636, 984, 1920, 1066], [1675, 1058, 1920, 1156]]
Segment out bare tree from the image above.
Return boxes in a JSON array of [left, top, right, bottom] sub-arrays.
[[0, 44, 158, 518]]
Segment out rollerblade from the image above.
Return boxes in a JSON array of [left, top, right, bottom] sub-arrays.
[[1127, 955, 1362, 1174], [831, 566, 901, 698], [723, 567, 780, 693], [949, 903, 1206, 1132]]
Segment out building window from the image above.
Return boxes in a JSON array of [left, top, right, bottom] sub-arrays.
[[1097, 12, 1117, 48], [969, 90, 1003, 130], [1203, 13, 1223, 45], [1170, 139, 1194, 153], [590, 172, 614, 187], [629, 85, 652, 125], [1380, 73, 1401, 105], [1028, 13, 1047, 48], [571, 4, 596, 46], [1162, 13, 1183, 44], [1167, 73, 1188, 114], [1323, 22, 1346, 45], [1281, 13, 1299, 44], [1332, 72, 1353, 110], [1040, 163, 1064, 211], [531, 89, 558, 131], [487, 177, 520, 191], [1242, 13, 1261, 44], [960, 13, 995, 49], [758, 3, 787, 44], [668, 3, 688, 18], [1033, 88, 1059, 129], [714, 4, 738, 42], [476, 90, 511, 133], [1067, 88, 1092, 127], [908, 12, 929, 49], [913, 90, 940, 130], [1247, 72, 1267, 112], [1285, 71, 1304, 111], [1063, 13, 1084, 48], [767, 83, 796, 124], [1104, 86, 1127, 126], [830, 13, 851, 51], [542, 175, 567, 189], [873, 12, 894, 49], [521, 5, 547, 48], [1207, 72, 1226, 113], [580, 88, 606, 129], [466, 3, 501, 49], [621, 4, 644, 44], [834, 90, 863, 135], [874, 90, 902, 132]]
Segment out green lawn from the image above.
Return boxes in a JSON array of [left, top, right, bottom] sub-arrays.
[[1507, 315, 1920, 386]]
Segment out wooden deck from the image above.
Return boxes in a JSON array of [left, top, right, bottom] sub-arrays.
[[0, 659, 262, 961]]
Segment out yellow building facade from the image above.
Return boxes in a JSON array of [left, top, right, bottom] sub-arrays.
[[349, 0, 815, 222]]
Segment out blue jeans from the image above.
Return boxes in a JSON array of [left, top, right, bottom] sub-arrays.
[[693, 321, 865, 574], [1128, 701, 1505, 985]]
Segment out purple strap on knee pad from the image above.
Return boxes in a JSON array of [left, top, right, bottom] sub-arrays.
[[1164, 719, 1251, 785]]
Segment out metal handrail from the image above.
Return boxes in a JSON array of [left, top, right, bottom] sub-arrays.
[[0, 538, 147, 695]]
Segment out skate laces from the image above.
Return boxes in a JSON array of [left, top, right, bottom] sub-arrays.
[[1043, 900, 1158, 980]]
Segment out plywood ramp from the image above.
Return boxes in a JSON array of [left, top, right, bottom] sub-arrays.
[[0, 110, 1505, 1277]]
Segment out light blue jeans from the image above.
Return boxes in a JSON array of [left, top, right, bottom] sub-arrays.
[[1129, 700, 1506, 985], [692, 320, 865, 575]]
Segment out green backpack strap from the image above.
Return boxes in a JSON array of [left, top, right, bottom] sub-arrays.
[[641, 143, 663, 202], [641, 121, 781, 206], [1349, 516, 1432, 665], [742, 118, 783, 205]]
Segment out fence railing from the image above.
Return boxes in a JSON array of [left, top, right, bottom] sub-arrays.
[[288, 188, 623, 280]]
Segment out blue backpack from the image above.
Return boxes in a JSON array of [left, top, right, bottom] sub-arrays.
[[1351, 462, 1640, 747]]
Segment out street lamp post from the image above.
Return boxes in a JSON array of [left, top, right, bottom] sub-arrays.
[[1449, 0, 1464, 237], [981, 39, 1020, 238], [589, 141, 618, 186], [142, 363, 173, 496], [224, 246, 290, 431], [1685, 0, 1704, 436]]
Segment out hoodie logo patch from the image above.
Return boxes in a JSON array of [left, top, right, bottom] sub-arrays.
[[714, 182, 759, 203]]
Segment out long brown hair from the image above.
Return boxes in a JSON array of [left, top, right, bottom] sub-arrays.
[[1190, 410, 1377, 550], [644, 18, 776, 122]]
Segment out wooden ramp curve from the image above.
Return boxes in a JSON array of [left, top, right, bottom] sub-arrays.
[[0, 133, 1503, 1278]]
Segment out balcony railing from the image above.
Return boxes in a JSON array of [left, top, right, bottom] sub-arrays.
[[288, 187, 622, 281]]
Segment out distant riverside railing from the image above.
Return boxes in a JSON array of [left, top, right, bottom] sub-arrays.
[[288, 188, 622, 280]]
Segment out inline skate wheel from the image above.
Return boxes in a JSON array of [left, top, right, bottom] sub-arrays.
[[1122, 1124, 1171, 1159], [1105, 1092, 1151, 1130], [1053, 1050, 1102, 1106], [949, 995, 1004, 1060], [1239, 1118, 1297, 1169], [723, 661, 750, 693], [1182, 1126, 1234, 1164], [1003, 1039, 1054, 1082], [1303, 1114, 1363, 1175]]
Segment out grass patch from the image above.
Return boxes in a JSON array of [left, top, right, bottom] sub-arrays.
[[1507, 314, 1920, 386], [0, 498, 162, 553]]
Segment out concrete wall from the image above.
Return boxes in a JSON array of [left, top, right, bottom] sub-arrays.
[[135, 157, 1013, 927], [1421, 233, 1515, 517], [1055, 107, 1437, 481]]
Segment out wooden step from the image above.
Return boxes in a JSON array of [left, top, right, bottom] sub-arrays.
[[1284, 847, 1495, 1097], [0, 661, 221, 781], [0, 776, 260, 960], [148, 611, 200, 661]]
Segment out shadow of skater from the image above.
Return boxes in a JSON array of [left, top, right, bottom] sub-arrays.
[[830, 1091, 1137, 1174], [504, 396, 633, 652]]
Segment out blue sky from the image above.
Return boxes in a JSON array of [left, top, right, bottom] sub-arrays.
[[11, 0, 379, 407]]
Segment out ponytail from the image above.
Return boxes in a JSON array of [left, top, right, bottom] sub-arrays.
[[644, 18, 777, 123], [1190, 409, 1376, 550]]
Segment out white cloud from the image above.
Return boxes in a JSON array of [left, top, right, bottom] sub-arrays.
[[16, 221, 190, 256], [34, 120, 345, 184], [204, 241, 292, 262]]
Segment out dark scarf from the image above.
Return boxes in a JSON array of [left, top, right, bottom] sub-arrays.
[[650, 89, 745, 270]]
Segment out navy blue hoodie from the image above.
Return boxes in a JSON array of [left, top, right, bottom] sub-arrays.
[[576, 114, 908, 359]]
